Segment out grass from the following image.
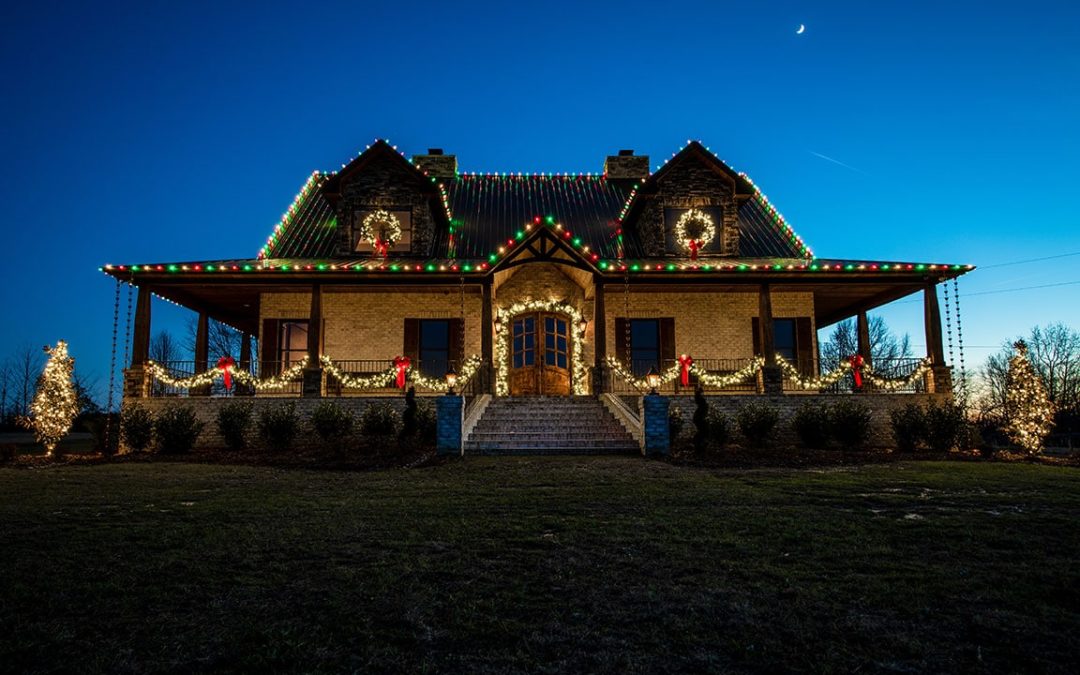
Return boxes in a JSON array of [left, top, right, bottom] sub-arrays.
[[1, 458, 1077, 673]]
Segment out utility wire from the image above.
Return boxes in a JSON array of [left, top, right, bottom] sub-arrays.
[[977, 251, 1080, 269], [893, 279, 1080, 304]]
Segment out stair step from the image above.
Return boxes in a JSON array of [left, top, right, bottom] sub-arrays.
[[464, 396, 637, 456]]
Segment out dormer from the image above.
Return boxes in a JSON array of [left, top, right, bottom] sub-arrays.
[[620, 142, 754, 257], [321, 140, 449, 257]]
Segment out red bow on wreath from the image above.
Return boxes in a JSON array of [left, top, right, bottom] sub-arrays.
[[849, 354, 865, 389], [678, 354, 694, 387], [688, 239, 702, 261], [216, 356, 236, 391], [374, 239, 389, 258], [393, 355, 411, 389]]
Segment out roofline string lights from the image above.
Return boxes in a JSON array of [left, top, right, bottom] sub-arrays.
[[258, 171, 325, 260]]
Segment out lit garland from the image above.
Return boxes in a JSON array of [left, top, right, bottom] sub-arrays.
[[1004, 340, 1055, 454], [147, 357, 309, 392], [776, 357, 853, 389], [691, 357, 765, 388], [863, 358, 932, 391], [359, 209, 402, 256], [319, 354, 484, 392], [24, 340, 78, 456], [673, 209, 716, 257], [605, 357, 681, 391], [495, 299, 588, 396]]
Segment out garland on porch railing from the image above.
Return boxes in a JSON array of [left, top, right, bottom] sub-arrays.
[[775, 355, 933, 391], [691, 357, 766, 388], [605, 356, 765, 390], [319, 354, 483, 392], [145, 357, 309, 392]]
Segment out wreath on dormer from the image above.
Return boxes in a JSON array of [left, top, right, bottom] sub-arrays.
[[674, 209, 716, 261], [359, 210, 402, 258]]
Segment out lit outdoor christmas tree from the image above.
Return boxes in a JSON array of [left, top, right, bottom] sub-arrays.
[[27, 340, 79, 456], [1004, 339, 1055, 454]]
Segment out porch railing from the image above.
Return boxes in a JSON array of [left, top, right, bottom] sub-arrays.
[[146, 361, 302, 397], [811, 357, 928, 394], [603, 358, 759, 395], [326, 359, 491, 396]]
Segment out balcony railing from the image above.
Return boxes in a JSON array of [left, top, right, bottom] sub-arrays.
[[809, 357, 928, 394]]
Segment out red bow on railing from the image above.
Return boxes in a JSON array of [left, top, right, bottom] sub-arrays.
[[678, 354, 693, 387], [688, 239, 701, 261], [393, 355, 410, 389], [849, 354, 865, 389], [216, 356, 236, 390]]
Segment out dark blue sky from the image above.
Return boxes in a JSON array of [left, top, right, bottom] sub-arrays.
[[2, 0, 1078, 395]]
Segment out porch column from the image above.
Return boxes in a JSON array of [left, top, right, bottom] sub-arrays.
[[237, 333, 253, 396], [857, 311, 872, 366], [303, 283, 324, 397], [758, 283, 782, 394], [923, 282, 952, 394], [592, 278, 608, 394], [124, 286, 152, 398], [192, 312, 210, 396], [481, 280, 493, 394]]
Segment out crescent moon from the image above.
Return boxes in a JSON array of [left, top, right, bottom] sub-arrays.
[[796, 24, 805, 34]]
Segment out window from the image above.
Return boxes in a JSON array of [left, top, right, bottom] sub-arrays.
[[630, 319, 660, 377], [279, 321, 308, 368], [354, 209, 412, 253], [774, 319, 796, 362], [419, 319, 450, 378], [663, 206, 724, 255], [544, 316, 569, 370], [513, 316, 535, 369]]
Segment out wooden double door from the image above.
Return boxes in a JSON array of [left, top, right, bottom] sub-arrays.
[[509, 312, 572, 396]]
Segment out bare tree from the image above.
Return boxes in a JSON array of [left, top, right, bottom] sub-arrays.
[[185, 317, 243, 361], [8, 345, 45, 419], [978, 323, 1080, 420], [149, 330, 183, 364], [820, 316, 912, 373]]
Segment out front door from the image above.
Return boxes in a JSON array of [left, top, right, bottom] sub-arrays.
[[510, 313, 571, 396]]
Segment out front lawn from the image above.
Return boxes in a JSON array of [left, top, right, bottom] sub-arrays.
[[1, 459, 1077, 673]]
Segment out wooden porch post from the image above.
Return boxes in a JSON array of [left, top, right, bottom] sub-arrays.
[[481, 280, 493, 393], [923, 282, 952, 393], [857, 311, 872, 367], [124, 285, 152, 399], [758, 283, 782, 394], [303, 284, 324, 397], [130, 286, 152, 367], [592, 278, 607, 394], [192, 312, 210, 396], [237, 333, 253, 396]]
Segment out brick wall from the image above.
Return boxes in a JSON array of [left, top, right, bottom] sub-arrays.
[[260, 288, 484, 362], [603, 288, 816, 363], [662, 392, 949, 449], [123, 396, 423, 452]]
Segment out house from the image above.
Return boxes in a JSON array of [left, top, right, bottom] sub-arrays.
[[103, 139, 972, 451]]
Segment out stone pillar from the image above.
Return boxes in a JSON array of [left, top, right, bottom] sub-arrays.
[[642, 394, 671, 456], [758, 283, 783, 394], [436, 394, 464, 456], [481, 281, 494, 394], [303, 284, 324, 398], [192, 312, 210, 397], [592, 277, 608, 394], [924, 283, 952, 394]]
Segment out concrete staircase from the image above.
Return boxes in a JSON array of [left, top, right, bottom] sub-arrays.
[[464, 396, 640, 455]]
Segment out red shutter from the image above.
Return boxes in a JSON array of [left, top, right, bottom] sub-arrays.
[[614, 318, 628, 365], [796, 317, 814, 375], [260, 319, 279, 376], [403, 319, 420, 362], [751, 318, 761, 357]]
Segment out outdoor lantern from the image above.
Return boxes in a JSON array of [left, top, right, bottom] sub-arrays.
[[578, 318, 589, 334], [445, 368, 458, 395], [646, 366, 660, 395]]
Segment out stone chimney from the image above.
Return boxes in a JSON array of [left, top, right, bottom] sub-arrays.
[[411, 148, 458, 180], [604, 149, 650, 180]]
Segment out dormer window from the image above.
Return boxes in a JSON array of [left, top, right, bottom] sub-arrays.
[[354, 208, 413, 254], [664, 206, 723, 257]]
